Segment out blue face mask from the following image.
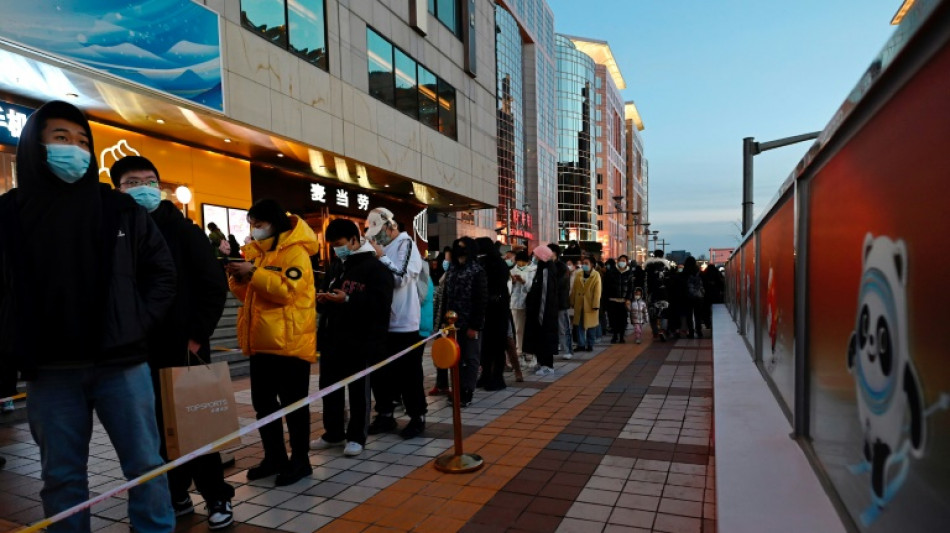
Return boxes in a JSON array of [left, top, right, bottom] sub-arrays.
[[582, 264, 591, 273], [126, 186, 161, 212], [442, 260, 450, 271], [45, 144, 90, 183], [334, 244, 353, 260], [505, 259, 514, 268]]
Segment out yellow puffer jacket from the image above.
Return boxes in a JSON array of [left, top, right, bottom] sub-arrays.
[[230, 215, 318, 362]]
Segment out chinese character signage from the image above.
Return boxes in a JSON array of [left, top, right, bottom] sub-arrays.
[[306, 182, 371, 212], [510, 208, 534, 240], [0, 101, 33, 147]]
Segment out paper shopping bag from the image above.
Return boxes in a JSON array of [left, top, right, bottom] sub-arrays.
[[159, 362, 240, 460]]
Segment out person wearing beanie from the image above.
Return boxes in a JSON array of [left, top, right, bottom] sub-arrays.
[[522, 244, 560, 375], [0, 101, 176, 532], [112, 155, 235, 529]]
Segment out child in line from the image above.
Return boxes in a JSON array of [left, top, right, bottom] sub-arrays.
[[630, 287, 649, 344]]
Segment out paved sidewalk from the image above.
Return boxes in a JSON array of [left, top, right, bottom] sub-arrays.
[[0, 331, 715, 533]]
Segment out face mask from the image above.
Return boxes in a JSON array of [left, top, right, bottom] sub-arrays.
[[374, 230, 394, 247], [618, 261, 627, 269], [531, 257, 538, 265], [635, 295, 642, 300], [251, 226, 272, 241], [127, 185, 161, 212], [334, 244, 352, 260], [505, 259, 515, 268], [45, 144, 90, 183], [582, 264, 591, 273], [568, 264, 576, 272], [677, 267, 684, 273], [442, 260, 450, 271]]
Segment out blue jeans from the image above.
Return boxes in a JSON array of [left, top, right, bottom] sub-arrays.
[[558, 310, 573, 355], [575, 325, 597, 350], [27, 363, 174, 533]]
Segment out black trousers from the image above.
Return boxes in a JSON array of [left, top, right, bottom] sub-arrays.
[[372, 331, 427, 419], [250, 353, 312, 465], [0, 360, 17, 397], [320, 349, 371, 445], [479, 305, 509, 388], [151, 369, 234, 503], [607, 301, 629, 336]]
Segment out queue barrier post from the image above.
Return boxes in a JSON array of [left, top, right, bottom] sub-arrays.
[[432, 311, 484, 474]]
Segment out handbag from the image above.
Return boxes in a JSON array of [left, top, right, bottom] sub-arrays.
[[159, 351, 240, 459]]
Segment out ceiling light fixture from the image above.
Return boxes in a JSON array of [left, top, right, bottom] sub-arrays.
[[155, 118, 165, 124], [276, 153, 284, 158], [223, 138, 232, 143]]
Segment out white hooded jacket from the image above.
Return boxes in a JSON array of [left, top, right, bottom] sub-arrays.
[[380, 231, 423, 332]]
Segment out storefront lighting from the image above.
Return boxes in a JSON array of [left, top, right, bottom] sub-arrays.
[[155, 118, 165, 125], [276, 153, 284, 158], [223, 138, 232, 143], [175, 185, 192, 205], [384, 184, 390, 188]]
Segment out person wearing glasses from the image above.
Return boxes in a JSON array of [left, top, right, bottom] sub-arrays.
[[111, 156, 235, 530]]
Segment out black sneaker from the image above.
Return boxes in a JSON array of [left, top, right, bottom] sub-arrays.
[[206, 500, 233, 530], [367, 415, 397, 435], [274, 460, 313, 487], [246, 459, 284, 481], [172, 495, 194, 518], [400, 417, 426, 440]]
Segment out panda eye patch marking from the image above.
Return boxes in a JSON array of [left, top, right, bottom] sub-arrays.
[[859, 306, 870, 349], [877, 317, 893, 376]]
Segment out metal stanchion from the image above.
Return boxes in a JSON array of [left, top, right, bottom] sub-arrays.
[[432, 311, 484, 473]]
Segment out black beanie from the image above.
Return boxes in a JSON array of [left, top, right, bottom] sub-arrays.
[[109, 155, 160, 188]]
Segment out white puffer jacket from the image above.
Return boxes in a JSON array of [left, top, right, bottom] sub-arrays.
[[508, 264, 536, 310]]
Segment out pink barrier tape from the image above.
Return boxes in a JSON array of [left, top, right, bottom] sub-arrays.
[[17, 329, 449, 533]]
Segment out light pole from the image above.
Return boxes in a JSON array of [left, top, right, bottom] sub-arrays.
[[742, 132, 820, 234], [609, 195, 639, 258]]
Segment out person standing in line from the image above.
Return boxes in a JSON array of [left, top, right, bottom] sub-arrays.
[[644, 250, 673, 341], [572, 256, 602, 352], [475, 237, 511, 391], [522, 245, 560, 375], [111, 156, 235, 529], [610, 254, 637, 343], [602, 258, 625, 343], [226, 199, 318, 487], [437, 238, 487, 407], [310, 219, 393, 457], [363, 208, 427, 439], [207, 222, 228, 258], [630, 287, 649, 344], [546, 244, 574, 361], [509, 250, 536, 357], [0, 101, 176, 532], [227, 234, 243, 259], [429, 250, 452, 396]]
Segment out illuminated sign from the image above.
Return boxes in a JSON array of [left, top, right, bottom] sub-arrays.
[[510, 208, 534, 240], [0, 101, 33, 147], [98, 139, 142, 178], [307, 182, 371, 212]]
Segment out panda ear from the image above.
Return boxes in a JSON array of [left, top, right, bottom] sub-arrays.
[[894, 239, 907, 286], [862, 233, 874, 267]]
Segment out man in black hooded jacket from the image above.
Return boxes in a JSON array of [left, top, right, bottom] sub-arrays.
[[111, 155, 235, 530], [0, 101, 176, 532]]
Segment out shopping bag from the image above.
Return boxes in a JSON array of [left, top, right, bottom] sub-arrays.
[[159, 361, 240, 459]]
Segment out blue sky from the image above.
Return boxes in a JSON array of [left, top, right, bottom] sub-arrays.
[[546, 0, 902, 258]]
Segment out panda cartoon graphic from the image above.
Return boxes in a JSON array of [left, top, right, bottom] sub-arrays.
[[847, 234, 924, 520]]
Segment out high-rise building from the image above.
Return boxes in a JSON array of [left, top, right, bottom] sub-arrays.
[[554, 35, 597, 245], [565, 36, 627, 258], [625, 102, 648, 263], [0, 1, 499, 260]]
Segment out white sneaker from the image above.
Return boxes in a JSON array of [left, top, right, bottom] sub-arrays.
[[309, 438, 344, 451], [562, 353, 573, 360], [343, 441, 363, 456], [542, 366, 555, 376]]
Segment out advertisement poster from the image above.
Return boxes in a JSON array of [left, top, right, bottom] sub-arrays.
[[757, 198, 795, 414], [806, 43, 950, 532]]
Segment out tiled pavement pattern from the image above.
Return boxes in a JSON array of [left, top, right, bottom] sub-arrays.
[[0, 332, 715, 533]]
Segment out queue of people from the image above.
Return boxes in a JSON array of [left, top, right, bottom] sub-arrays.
[[0, 99, 725, 532]]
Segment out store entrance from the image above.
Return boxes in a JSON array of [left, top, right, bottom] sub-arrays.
[[0, 151, 16, 195]]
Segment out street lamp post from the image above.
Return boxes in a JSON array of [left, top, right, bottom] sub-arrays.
[[742, 132, 820, 235]]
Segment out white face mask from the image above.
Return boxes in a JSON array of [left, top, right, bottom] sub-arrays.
[[634, 295, 642, 300], [251, 226, 272, 241]]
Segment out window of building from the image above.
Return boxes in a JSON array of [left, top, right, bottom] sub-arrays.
[[394, 49, 418, 118], [597, 220, 603, 230], [367, 29, 395, 105], [367, 28, 457, 139], [596, 205, 602, 215], [241, 0, 328, 70], [596, 173, 602, 185], [596, 189, 602, 200], [418, 66, 439, 129], [429, 0, 462, 37], [438, 79, 457, 139]]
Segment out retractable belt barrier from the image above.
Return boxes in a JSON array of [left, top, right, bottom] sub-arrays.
[[16, 329, 451, 533], [0, 392, 26, 403]]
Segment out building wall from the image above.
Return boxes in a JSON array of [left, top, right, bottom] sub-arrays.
[[625, 117, 648, 263], [197, 0, 499, 215], [592, 64, 626, 258], [555, 35, 597, 243]]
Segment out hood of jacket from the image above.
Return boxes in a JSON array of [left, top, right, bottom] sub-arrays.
[[243, 214, 319, 260], [645, 257, 673, 269]]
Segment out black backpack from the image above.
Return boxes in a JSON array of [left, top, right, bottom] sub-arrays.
[[687, 273, 705, 300]]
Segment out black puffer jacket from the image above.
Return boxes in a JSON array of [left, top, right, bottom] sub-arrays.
[[147, 200, 227, 367], [0, 187, 176, 378]]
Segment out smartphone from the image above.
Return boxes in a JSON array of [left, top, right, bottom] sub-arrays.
[[224, 257, 247, 263]]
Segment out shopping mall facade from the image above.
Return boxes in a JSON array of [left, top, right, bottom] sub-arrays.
[[0, 0, 501, 261]]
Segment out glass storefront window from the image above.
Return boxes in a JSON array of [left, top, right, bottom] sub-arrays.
[[438, 79, 457, 140], [394, 49, 419, 119], [367, 28, 395, 105], [288, 0, 328, 69], [241, 0, 328, 71], [418, 66, 439, 130], [430, 0, 461, 37]]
